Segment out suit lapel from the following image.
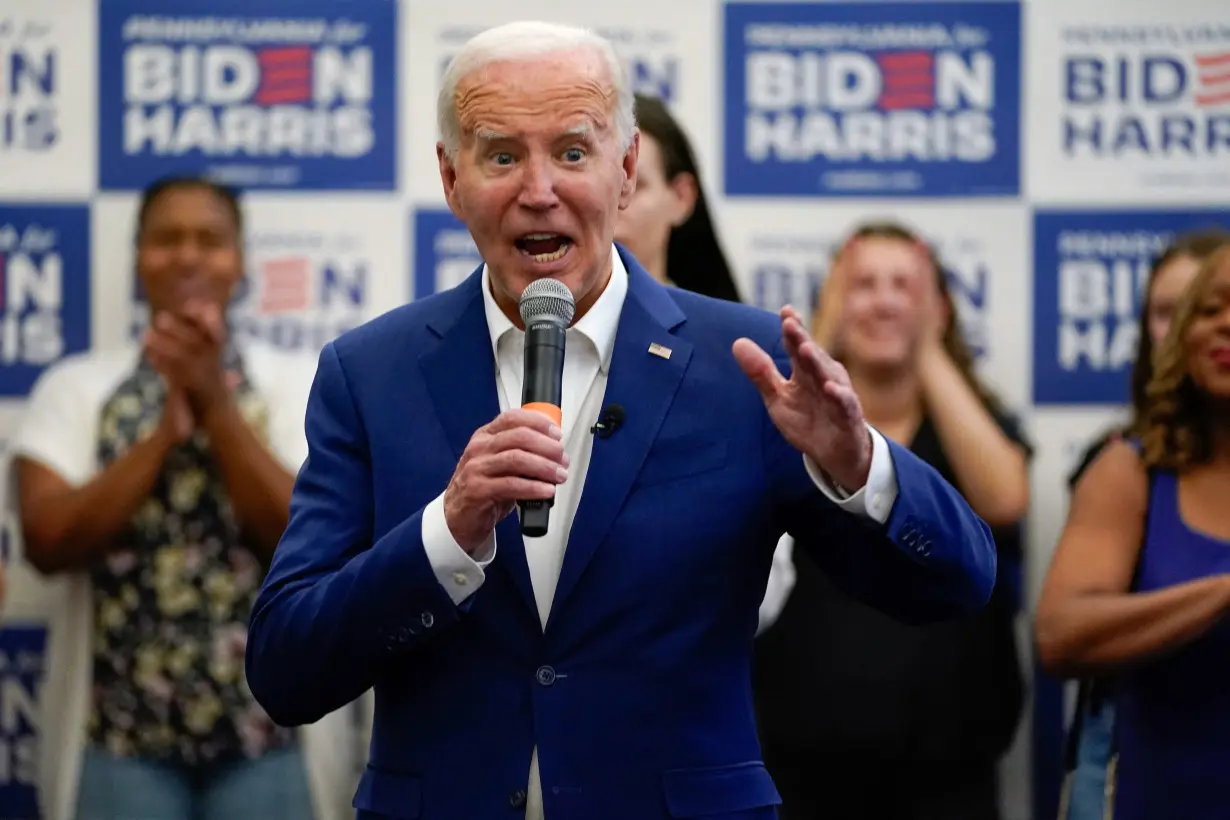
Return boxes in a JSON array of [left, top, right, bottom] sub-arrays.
[[547, 256, 692, 628], [418, 269, 538, 617]]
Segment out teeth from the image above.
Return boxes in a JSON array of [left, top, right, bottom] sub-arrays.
[[523, 233, 558, 241], [524, 242, 570, 263]]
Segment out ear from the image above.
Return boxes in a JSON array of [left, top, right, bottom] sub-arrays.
[[437, 141, 465, 221], [668, 171, 698, 227], [617, 130, 640, 210]]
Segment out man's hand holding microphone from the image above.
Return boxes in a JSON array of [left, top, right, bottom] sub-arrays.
[[443, 409, 569, 554]]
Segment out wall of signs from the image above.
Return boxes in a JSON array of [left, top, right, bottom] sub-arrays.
[[2, 1, 1227, 817]]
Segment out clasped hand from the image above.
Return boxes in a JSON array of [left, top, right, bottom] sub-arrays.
[[143, 300, 232, 443]]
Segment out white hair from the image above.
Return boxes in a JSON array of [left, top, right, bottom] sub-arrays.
[[437, 21, 636, 162]]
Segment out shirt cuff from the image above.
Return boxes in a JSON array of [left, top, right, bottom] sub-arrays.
[[420, 493, 496, 605], [803, 424, 898, 524]]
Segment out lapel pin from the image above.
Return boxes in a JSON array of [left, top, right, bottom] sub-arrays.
[[648, 343, 672, 359]]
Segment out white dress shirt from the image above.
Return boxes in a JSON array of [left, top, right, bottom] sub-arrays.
[[417, 247, 900, 820]]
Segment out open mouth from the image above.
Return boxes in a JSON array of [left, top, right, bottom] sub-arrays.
[[515, 233, 573, 263]]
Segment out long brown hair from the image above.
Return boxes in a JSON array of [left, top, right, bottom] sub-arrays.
[[835, 221, 1004, 416], [1138, 245, 1230, 470], [1129, 229, 1230, 426]]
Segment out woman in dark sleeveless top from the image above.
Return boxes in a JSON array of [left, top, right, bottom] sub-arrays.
[[755, 222, 1030, 819], [1037, 245, 1230, 818]]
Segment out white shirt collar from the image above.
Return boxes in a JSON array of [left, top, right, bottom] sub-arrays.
[[480, 245, 628, 374]]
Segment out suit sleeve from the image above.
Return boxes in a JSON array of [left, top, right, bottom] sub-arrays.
[[765, 344, 997, 625], [246, 342, 471, 727]]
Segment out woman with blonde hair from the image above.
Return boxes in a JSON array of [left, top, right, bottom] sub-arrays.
[[755, 221, 1030, 819], [1037, 244, 1230, 819]]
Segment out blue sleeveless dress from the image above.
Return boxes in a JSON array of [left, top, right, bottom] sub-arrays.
[[1113, 470, 1230, 819]]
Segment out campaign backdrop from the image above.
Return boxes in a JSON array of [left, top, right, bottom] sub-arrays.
[[2, 0, 1228, 818]]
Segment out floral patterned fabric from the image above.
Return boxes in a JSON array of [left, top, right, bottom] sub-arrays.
[[87, 349, 294, 765]]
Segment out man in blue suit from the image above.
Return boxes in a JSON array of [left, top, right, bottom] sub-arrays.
[[246, 20, 997, 820]]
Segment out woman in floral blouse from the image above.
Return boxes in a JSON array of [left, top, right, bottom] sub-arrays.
[[11, 176, 350, 819]]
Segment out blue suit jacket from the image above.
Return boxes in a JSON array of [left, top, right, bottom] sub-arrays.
[[246, 249, 996, 820]]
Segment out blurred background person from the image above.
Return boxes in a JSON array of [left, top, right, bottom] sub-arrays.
[[1067, 230, 1229, 487], [754, 221, 1031, 820], [615, 94, 741, 301], [615, 93, 796, 633], [1056, 228, 1229, 820], [8, 176, 354, 820], [1036, 245, 1230, 820]]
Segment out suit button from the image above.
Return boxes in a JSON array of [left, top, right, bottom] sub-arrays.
[[509, 788, 527, 808], [421, 611, 434, 628], [535, 665, 556, 686]]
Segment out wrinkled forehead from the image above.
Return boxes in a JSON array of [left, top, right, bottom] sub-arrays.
[[454, 52, 618, 143]]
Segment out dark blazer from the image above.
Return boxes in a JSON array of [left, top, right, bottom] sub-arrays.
[[246, 247, 997, 820]]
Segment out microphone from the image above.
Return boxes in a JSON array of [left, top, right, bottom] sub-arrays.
[[590, 404, 626, 439], [517, 279, 576, 538]]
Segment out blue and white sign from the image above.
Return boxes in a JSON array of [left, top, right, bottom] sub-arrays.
[[0, 17, 60, 156], [433, 24, 682, 104], [723, 1, 1022, 197], [1027, 3, 1230, 201], [413, 209, 481, 299], [98, 0, 398, 190], [0, 205, 91, 397], [746, 229, 994, 361], [1033, 209, 1230, 405], [0, 625, 47, 820], [129, 202, 383, 354]]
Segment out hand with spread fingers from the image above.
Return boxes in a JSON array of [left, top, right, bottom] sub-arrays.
[[732, 305, 872, 491]]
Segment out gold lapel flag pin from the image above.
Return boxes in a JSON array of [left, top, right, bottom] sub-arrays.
[[648, 342, 672, 359]]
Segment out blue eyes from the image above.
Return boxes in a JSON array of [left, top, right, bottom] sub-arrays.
[[489, 148, 585, 165]]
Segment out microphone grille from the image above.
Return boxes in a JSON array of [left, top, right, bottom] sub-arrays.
[[518, 278, 576, 327]]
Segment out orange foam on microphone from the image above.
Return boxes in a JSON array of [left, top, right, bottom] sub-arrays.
[[523, 402, 562, 426]]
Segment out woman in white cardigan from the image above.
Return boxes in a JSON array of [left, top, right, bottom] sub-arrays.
[[8, 176, 362, 820]]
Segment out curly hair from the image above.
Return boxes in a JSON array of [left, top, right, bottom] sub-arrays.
[[1128, 229, 1230, 426], [1137, 244, 1230, 470], [833, 221, 1004, 416]]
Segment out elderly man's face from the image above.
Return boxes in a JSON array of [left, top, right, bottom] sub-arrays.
[[437, 49, 638, 323]]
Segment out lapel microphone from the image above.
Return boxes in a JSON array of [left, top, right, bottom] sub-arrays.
[[591, 404, 626, 439], [517, 278, 576, 538]]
